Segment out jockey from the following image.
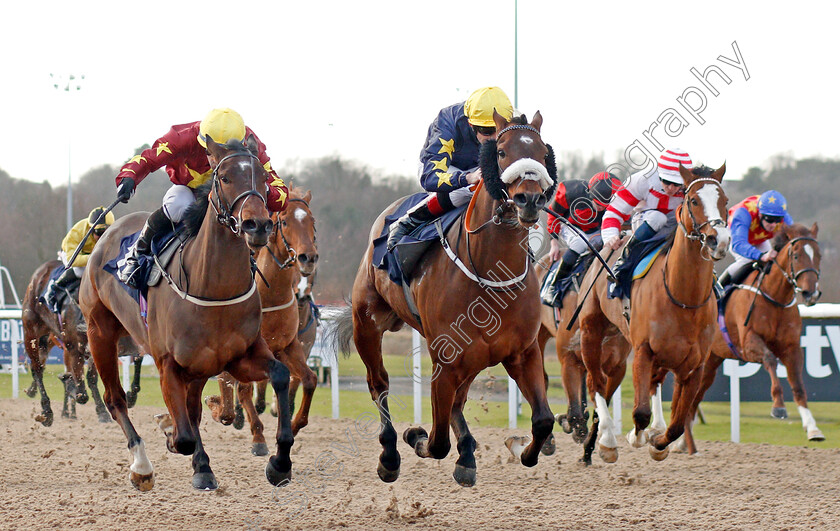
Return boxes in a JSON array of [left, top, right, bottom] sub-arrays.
[[718, 190, 793, 288], [43, 206, 115, 312], [540, 171, 621, 306], [602, 148, 693, 290], [386, 87, 514, 250], [114, 108, 289, 288]]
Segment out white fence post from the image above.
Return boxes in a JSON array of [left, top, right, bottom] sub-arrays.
[[508, 377, 518, 429], [11, 318, 20, 398], [613, 384, 622, 434], [723, 359, 761, 443], [412, 330, 422, 424], [331, 349, 339, 420], [121, 357, 130, 392]]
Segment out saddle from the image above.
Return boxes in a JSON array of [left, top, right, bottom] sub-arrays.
[[607, 236, 671, 300], [104, 227, 186, 301], [539, 254, 596, 309], [40, 265, 81, 314]]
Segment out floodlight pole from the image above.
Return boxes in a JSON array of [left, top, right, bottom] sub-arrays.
[[51, 73, 85, 233]]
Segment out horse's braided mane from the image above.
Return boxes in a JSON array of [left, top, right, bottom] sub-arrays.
[[181, 182, 213, 238], [479, 114, 558, 201]]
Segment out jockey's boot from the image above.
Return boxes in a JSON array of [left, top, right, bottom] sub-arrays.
[[387, 200, 438, 251], [118, 208, 171, 289], [611, 222, 657, 273], [541, 251, 578, 307], [43, 269, 79, 313], [714, 270, 731, 300]]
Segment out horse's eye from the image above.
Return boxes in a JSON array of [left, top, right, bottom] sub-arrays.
[[691, 198, 698, 206], [497, 149, 505, 158], [282, 220, 287, 227], [220, 175, 230, 184]]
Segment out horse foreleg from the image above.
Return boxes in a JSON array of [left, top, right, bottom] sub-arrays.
[[557, 346, 589, 444], [237, 380, 268, 456], [628, 344, 654, 450], [86, 303, 153, 491], [279, 339, 317, 436], [255, 379, 268, 414], [126, 355, 144, 409], [187, 378, 217, 490], [27, 335, 53, 427], [59, 372, 76, 419], [683, 353, 724, 455], [68, 348, 89, 405], [781, 348, 825, 441], [650, 366, 702, 461], [502, 344, 555, 468], [763, 352, 788, 419], [406, 366, 454, 465], [86, 361, 111, 423], [449, 375, 478, 487], [205, 372, 237, 426], [227, 339, 295, 487]]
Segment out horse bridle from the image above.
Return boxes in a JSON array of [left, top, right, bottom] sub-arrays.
[[770, 236, 821, 300], [676, 177, 727, 261], [266, 197, 313, 271], [209, 150, 267, 235]]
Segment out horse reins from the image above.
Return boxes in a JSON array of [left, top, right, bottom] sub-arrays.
[[265, 198, 313, 271], [209, 150, 267, 235]]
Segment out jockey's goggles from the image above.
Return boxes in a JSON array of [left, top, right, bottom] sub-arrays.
[[761, 214, 783, 224], [659, 178, 685, 192], [472, 125, 496, 136], [92, 227, 106, 237]]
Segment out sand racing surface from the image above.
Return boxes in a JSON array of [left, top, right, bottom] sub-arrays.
[[2, 398, 839, 530]]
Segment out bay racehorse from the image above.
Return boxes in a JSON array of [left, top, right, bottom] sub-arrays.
[[21, 260, 109, 425], [681, 222, 823, 453], [535, 254, 631, 450], [334, 111, 557, 487], [579, 163, 729, 463], [80, 136, 294, 491], [206, 187, 319, 455]]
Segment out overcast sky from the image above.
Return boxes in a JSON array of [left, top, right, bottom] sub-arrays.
[[2, 1, 838, 190]]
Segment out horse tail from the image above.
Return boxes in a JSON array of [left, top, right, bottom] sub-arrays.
[[328, 303, 355, 359]]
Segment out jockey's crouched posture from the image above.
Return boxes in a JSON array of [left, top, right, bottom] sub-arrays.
[[114, 108, 289, 289], [718, 190, 793, 289], [386, 87, 514, 250], [601, 148, 693, 297], [43, 207, 114, 312], [540, 172, 621, 307]]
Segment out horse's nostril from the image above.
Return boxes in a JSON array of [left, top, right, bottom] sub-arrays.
[[299, 254, 310, 263], [535, 195, 547, 208], [241, 219, 258, 234], [513, 194, 528, 208]]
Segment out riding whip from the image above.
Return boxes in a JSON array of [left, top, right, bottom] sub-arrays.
[[63, 198, 121, 272], [541, 205, 617, 282]]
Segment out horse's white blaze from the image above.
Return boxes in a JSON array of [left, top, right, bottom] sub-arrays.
[[798, 405, 818, 431], [129, 440, 153, 475], [804, 244, 815, 260], [696, 183, 722, 223], [294, 208, 308, 221], [519, 137, 534, 145], [595, 393, 617, 448], [237, 160, 252, 172]]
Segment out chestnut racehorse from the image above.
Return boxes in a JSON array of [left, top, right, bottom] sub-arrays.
[[334, 111, 557, 487], [682, 222, 823, 453], [21, 260, 110, 425], [535, 254, 631, 450], [579, 164, 730, 463], [206, 187, 319, 455], [80, 136, 294, 491]]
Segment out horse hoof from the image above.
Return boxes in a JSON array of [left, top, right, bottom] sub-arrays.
[[556, 414, 573, 434], [192, 472, 219, 491], [252, 443, 269, 456], [504, 436, 530, 460], [808, 428, 826, 442], [771, 407, 788, 419], [453, 464, 476, 487], [129, 471, 155, 492], [598, 444, 618, 463], [255, 400, 266, 415], [403, 426, 429, 448], [98, 412, 112, 424], [232, 408, 245, 430], [649, 444, 670, 461], [541, 433, 556, 456], [265, 459, 292, 487], [126, 392, 138, 409], [270, 405, 278, 418], [76, 393, 89, 405], [377, 462, 400, 483], [35, 412, 53, 427], [24, 387, 37, 398], [670, 438, 688, 454]]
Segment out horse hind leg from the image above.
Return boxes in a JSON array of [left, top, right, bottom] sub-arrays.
[[205, 372, 237, 426], [87, 302, 154, 491], [30, 337, 53, 427], [781, 351, 825, 441], [126, 354, 144, 409], [449, 376, 478, 487], [59, 372, 76, 419], [280, 338, 317, 436], [255, 379, 268, 414]]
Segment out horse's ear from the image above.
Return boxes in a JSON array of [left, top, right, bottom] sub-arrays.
[[811, 222, 819, 237], [492, 109, 509, 131], [679, 163, 693, 186], [711, 162, 726, 182], [530, 110, 543, 132], [204, 134, 222, 157], [304, 190, 312, 203], [244, 133, 259, 155]]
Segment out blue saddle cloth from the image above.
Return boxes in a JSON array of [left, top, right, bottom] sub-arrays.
[[103, 225, 180, 304], [40, 264, 80, 314], [607, 235, 672, 300], [371, 193, 466, 285]]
